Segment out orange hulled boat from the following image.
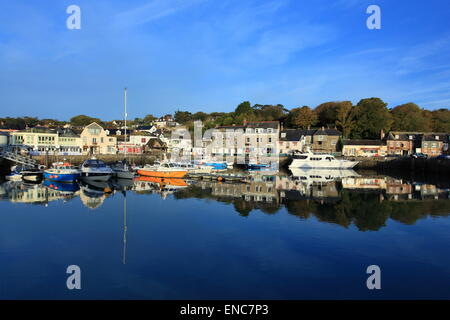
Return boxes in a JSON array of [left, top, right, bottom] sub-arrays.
[[137, 163, 188, 179]]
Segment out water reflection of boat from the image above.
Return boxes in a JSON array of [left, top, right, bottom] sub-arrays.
[[289, 168, 359, 184], [79, 180, 112, 209], [134, 176, 188, 198], [135, 176, 188, 187], [21, 168, 44, 183], [43, 180, 80, 194], [111, 178, 135, 190]]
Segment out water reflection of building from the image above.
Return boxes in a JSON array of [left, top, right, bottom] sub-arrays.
[[342, 176, 387, 190], [343, 176, 450, 201], [0, 181, 79, 204], [276, 175, 340, 202]]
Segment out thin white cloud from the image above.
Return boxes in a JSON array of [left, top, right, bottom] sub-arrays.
[[113, 0, 205, 28]]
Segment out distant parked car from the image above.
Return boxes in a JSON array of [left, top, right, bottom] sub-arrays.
[[434, 154, 450, 160], [411, 153, 428, 159]]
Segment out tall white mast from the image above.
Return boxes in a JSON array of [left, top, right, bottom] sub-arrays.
[[124, 87, 127, 158]]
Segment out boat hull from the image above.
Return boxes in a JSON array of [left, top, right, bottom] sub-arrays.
[[80, 173, 111, 182], [137, 169, 187, 178], [113, 170, 135, 179], [289, 160, 358, 169], [5, 174, 22, 181], [44, 171, 80, 182]]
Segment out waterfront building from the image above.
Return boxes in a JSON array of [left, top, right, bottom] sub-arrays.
[[80, 122, 117, 155], [128, 133, 155, 146], [167, 128, 192, 159], [279, 128, 341, 155], [9, 128, 59, 155], [117, 142, 144, 154], [421, 134, 448, 157], [385, 131, 449, 156], [342, 140, 387, 157], [57, 128, 82, 155], [206, 121, 279, 164]]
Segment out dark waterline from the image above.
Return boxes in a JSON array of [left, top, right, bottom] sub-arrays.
[[1, 172, 450, 299]]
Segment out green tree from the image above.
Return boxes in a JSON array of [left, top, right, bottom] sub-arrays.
[[70, 115, 101, 127], [431, 109, 450, 132], [335, 101, 356, 137], [143, 114, 156, 124], [253, 104, 287, 121], [193, 111, 208, 122], [287, 106, 318, 129], [391, 103, 431, 131], [315, 102, 340, 127], [174, 110, 193, 124], [352, 98, 393, 139], [235, 101, 254, 116]]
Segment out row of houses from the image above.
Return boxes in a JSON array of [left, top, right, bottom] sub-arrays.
[[342, 131, 449, 158], [0, 122, 170, 156], [2, 119, 449, 159]]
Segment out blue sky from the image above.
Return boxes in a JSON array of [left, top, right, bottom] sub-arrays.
[[1, 0, 450, 120]]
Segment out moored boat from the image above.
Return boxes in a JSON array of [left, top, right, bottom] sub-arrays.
[[137, 162, 187, 178], [21, 168, 44, 183], [111, 161, 135, 179], [289, 151, 358, 169], [5, 166, 23, 181], [80, 158, 113, 182], [44, 161, 80, 182]]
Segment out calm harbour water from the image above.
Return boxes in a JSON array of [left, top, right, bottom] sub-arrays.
[[1, 171, 450, 299]]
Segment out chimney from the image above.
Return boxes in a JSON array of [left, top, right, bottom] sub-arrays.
[[243, 118, 247, 125], [380, 129, 385, 140]]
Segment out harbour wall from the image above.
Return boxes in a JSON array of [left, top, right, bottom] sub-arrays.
[[353, 157, 450, 174]]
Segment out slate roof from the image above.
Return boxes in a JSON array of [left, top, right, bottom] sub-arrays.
[[245, 121, 279, 129], [386, 131, 449, 142], [280, 128, 342, 141], [58, 128, 80, 137]]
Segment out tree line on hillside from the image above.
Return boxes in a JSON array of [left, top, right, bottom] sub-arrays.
[[173, 98, 450, 139], [2, 98, 450, 139]]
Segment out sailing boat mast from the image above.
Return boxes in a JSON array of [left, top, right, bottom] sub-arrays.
[[124, 87, 128, 159]]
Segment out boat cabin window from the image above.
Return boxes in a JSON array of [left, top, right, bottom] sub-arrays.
[[293, 155, 308, 160], [84, 160, 106, 168], [325, 157, 333, 161]]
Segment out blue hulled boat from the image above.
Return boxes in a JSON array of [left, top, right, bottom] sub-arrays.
[[44, 161, 80, 182]]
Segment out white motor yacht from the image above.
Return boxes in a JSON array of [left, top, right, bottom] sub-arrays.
[[80, 158, 113, 182], [289, 151, 358, 170]]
